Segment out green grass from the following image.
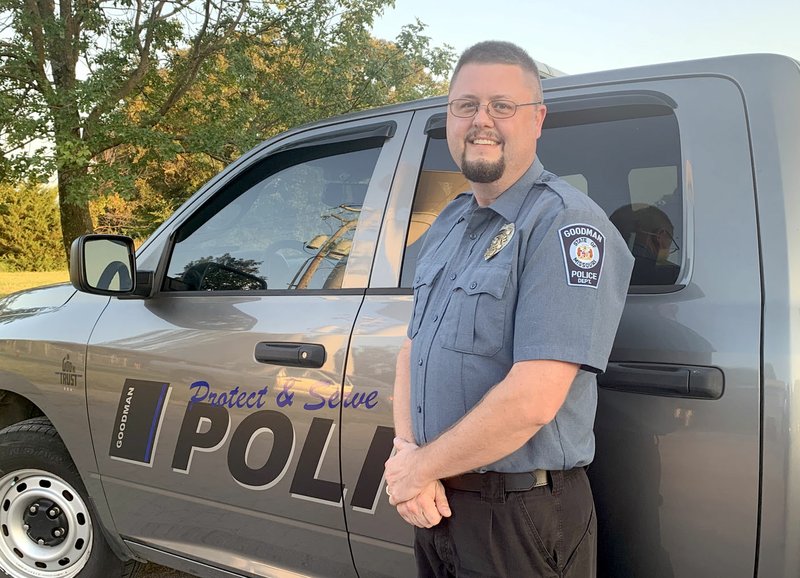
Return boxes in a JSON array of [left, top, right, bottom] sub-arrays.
[[0, 271, 71, 297]]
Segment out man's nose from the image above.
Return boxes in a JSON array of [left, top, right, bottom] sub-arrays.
[[472, 104, 495, 126]]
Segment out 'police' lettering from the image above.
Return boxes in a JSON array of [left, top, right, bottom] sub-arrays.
[[132, 388, 394, 514], [171, 402, 231, 473], [350, 426, 395, 513], [571, 270, 599, 284], [290, 418, 343, 504], [228, 410, 294, 489]]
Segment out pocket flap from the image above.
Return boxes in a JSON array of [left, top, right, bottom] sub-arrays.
[[412, 261, 445, 289], [457, 265, 510, 298]]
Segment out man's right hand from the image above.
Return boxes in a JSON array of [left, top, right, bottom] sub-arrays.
[[394, 480, 451, 528]]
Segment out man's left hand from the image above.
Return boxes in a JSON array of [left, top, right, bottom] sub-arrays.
[[395, 480, 451, 528], [385, 437, 430, 505]]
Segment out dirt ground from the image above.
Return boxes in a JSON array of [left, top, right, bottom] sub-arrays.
[[138, 563, 196, 577]]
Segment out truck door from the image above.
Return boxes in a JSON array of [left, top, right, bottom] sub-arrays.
[[347, 75, 760, 578], [84, 113, 411, 577], [563, 79, 761, 578]]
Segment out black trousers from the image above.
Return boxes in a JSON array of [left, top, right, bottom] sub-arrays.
[[414, 468, 596, 578]]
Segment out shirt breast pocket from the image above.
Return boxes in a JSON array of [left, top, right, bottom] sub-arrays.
[[443, 265, 511, 357], [409, 261, 445, 339]]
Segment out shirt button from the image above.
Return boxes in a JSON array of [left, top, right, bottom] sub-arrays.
[[418, 358, 423, 366], [450, 273, 457, 280], [417, 406, 422, 413], [469, 233, 477, 240], [433, 314, 438, 322], [470, 281, 477, 289]]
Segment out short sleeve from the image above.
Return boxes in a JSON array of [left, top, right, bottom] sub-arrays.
[[513, 208, 634, 372]]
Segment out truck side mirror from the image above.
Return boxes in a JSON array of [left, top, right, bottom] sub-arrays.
[[70, 234, 136, 295]]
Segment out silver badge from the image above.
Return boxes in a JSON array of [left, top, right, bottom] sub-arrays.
[[484, 223, 515, 261]]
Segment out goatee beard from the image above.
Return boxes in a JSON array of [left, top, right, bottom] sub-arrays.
[[461, 155, 505, 183]]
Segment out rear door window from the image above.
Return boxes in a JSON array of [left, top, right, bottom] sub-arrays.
[[401, 99, 683, 290]]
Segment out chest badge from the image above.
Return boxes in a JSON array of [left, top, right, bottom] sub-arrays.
[[484, 222, 515, 261]]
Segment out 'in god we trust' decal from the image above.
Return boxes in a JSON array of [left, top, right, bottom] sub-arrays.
[[559, 223, 605, 288]]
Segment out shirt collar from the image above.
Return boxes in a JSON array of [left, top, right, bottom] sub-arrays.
[[480, 157, 546, 222]]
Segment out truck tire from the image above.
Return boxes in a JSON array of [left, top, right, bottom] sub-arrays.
[[0, 417, 132, 578]]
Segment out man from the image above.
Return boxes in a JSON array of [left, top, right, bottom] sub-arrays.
[[384, 41, 633, 577], [610, 203, 680, 285]]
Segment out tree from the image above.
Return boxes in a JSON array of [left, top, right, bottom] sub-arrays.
[[91, 18, 454, 239], [0, 0, 453, 255], [0, 181, 66, 271]]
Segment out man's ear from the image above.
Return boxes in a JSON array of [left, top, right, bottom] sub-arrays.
[[532, 104, 547, 140]]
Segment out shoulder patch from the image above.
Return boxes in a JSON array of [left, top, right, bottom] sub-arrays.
[[558, 223, 605, 288]]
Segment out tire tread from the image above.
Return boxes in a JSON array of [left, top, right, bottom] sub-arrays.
[[0, 416, 58, 438]]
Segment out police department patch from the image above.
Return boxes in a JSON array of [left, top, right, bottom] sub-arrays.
[[559, 223, 605, 288]]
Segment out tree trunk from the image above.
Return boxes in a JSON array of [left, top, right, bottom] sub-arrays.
[[57, 168, 94, 261]]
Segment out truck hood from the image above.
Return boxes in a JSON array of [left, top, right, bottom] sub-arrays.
[[0, 283, 77, 321]]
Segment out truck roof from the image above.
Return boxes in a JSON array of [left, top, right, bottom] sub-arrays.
[[276, 53, 799, 139]]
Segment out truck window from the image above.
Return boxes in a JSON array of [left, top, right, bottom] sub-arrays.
[[401, 105, 682, 289], [164, 141, 383, 291]]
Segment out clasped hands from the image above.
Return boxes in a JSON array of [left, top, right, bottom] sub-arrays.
[[384, 437, 451, 528]]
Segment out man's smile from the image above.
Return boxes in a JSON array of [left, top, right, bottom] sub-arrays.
[[465, 131, 503, 150], [466, 130, 503, 149]]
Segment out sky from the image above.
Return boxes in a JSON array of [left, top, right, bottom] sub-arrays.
[[371, 0, 800, 75]]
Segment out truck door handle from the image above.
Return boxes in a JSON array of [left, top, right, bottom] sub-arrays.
[[254, 342, 326, 368], [597, 362, 724, 399]]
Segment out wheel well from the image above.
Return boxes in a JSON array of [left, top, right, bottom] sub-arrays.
[[0, 389, 45, 429]]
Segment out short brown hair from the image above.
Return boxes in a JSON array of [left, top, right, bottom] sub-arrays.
[[451, 41, 542, 97]]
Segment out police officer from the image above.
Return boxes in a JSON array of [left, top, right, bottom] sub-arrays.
[[384, 41, 634, 577]]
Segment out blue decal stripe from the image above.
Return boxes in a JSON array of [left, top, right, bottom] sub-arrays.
[[144, 384, 168, 463]]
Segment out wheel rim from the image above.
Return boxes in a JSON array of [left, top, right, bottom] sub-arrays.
[[0, 469, 93, 578]]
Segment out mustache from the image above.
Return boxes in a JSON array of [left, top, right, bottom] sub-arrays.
[[465, 128, 503, 143]]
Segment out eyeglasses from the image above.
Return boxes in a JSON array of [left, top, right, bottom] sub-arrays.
[[448, 99, 542, 119], [644, 229, 680, 254]]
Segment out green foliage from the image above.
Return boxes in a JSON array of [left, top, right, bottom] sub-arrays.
[[0, 183, 67, 271], [96, 19, 454, 239], [0, 0, 454, 246]]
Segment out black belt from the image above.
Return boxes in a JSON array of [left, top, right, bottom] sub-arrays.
[[443, 469, 549, 492]]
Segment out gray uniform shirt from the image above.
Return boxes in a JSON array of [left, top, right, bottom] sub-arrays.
[[408, 158, 634, 472]]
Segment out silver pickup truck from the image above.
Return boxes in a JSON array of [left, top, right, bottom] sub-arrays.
[[1, 53, 798, 578]]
